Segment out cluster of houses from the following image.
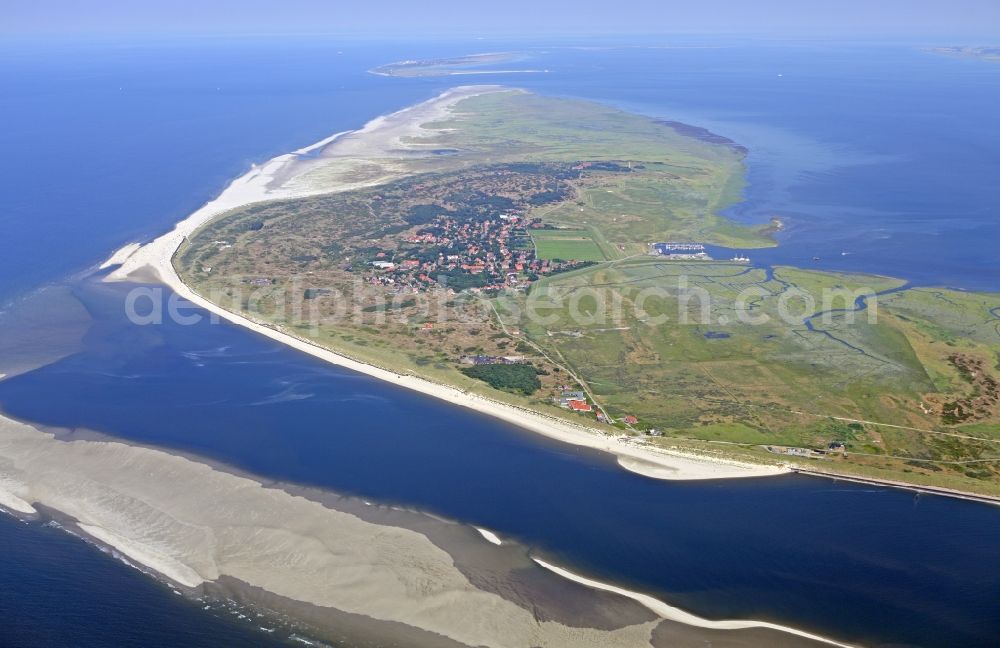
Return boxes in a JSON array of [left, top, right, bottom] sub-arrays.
[[366, 214, 568, 291], [555, 390, 642, 428], [557, 390, 592, 412]]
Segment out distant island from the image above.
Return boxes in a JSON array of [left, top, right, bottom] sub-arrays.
[[117, 86, 1000, 500], [370, 51, 548, 77], [927, 46, 1000, 62]]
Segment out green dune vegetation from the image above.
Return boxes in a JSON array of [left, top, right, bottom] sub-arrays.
[[175, 89, 1000, 496]]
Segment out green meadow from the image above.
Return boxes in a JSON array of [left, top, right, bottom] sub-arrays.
[[177, 88, 1000, 496]]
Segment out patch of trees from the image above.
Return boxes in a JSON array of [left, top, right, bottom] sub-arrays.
[[460, 363, 541, 395], [405, 204, 449, 225], [502, 162, 548, 175], [405, 194, 525, 226], [528, 189, 571, 205], [443, 192, 517, 221], [500, 162, 579, 180], [403, 246, 446, 264], [585, 161, 633, 172], [360, 298, 417, 312], [303, 288, 333, 300], [548, 260, 598, 273], [435, 269, 491, 290], [514, 341, 537, 355]]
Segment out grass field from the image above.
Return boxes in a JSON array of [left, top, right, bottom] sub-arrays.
[[535, 172, 774, 251], [176, 88, 1000, 496], [531, 230, 608, 262], [509, 256, 1000, 493]]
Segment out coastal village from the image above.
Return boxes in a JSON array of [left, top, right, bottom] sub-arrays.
[[333, 160, 625, 293], [363, 211, 589, 293]]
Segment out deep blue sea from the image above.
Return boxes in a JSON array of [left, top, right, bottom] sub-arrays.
[[1, 37, 999, 648], [0, 514, 287, 647]]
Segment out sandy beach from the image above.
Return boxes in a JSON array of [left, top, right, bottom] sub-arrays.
[[0, 413, 840, 647], [104, 85, 788, 483], [0, 413, 658, 647]]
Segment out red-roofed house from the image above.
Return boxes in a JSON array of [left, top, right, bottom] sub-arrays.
[[567, 400, 593, 413]]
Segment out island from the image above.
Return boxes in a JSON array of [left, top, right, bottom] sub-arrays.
[[370, 51, 547, 76], [147, 86, 1000, 499], [926, 46, 1000, 62], [1, 83, 990, 648]]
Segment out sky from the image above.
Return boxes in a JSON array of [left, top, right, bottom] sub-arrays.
[[4, 0, 999, 39]]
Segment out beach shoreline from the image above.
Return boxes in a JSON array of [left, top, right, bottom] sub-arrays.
[[103, 85, 788, 483], [531, 558, 855, 648], [791, 468, 1000, 507], [0, 412, 844, 647]]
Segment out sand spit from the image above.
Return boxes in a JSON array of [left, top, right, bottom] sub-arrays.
[[533, 559, 855, 648], [102, 85, 787, 483], [792, 467, 1000, 507], [0, 479, 36, 514], [98, 242, 141, 269], [0, 414, 836, 647], [476, 527, 503, 545]]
